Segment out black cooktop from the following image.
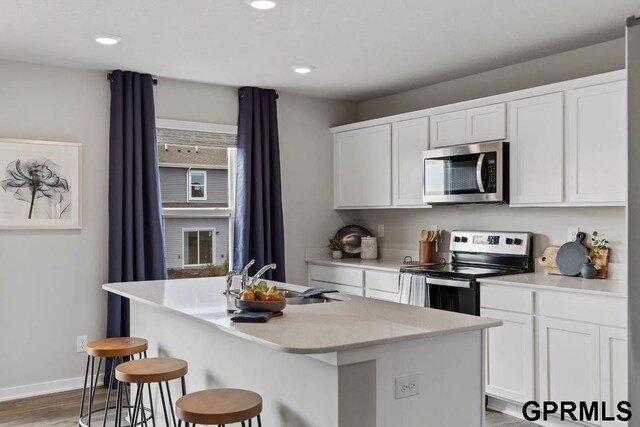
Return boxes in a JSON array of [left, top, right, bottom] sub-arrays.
[[400, 263, 528, 280]]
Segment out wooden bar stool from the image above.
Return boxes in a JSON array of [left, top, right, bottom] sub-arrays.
[[176, 389, 263, 427], [78, 337, 148, 427], [115, 357, 188, 427]]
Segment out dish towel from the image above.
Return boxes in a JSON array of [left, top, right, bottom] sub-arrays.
[[398, 273, 427, 306], [231, 311, 283, 323]]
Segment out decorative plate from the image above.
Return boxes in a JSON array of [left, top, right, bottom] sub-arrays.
[[335, 225, 372, 258]]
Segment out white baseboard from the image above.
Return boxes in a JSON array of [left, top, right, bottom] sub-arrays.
[[0, 374, 104, 402]]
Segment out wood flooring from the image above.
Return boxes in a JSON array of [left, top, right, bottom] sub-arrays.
[[0, 388, 537, 426]]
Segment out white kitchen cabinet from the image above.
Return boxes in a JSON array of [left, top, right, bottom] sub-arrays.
[[482, 308, 534, 403], [392, 117, 430, 206], [466, 103, 507, 143], [509, 93, 564, 204], [365, 288, 399, 302], [600, 327, 628, 426], [566, 81, 626, 204], [538, 317, 601, 405], [334, 124, 392, 208], [430, 110, 466, 147]]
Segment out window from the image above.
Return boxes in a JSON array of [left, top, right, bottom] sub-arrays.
[[188, 170, 207, 200], [156, 119, 237, 279], [183, 229, 216, 266]]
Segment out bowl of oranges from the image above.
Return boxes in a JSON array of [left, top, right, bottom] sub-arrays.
[[235, 281, 286, 312]]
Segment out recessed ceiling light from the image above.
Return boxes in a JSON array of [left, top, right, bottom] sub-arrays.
[[95, 34, 122, 45], [249, 0, 276, 10], [291, 65, 315, 74]]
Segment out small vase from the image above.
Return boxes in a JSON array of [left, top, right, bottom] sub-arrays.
[[581, 262, 597, 279], [332, 250, 342, 259]]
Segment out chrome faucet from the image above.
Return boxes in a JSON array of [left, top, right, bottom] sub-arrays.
[[240, 259, 255, 291], [250, 263, 277, 286], [223, 269, 238, 295]]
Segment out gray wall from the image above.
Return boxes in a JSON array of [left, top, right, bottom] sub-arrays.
[[0, 59, 357, 395], [159, 167, 229, 205], [626, 18, 640, 427], [358, 38, 626, 121], [164, 217, 230, 269]]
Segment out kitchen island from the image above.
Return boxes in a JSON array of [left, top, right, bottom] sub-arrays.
[[103, 277, 500, 427]]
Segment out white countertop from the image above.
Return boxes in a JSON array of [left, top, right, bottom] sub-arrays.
[[103, 277, 500, 354], [479, 272, 627, 298], [306, 257, 404, 272]]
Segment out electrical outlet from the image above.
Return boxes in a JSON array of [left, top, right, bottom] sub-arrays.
[[395, 374, 420, 399], [568, 227, 580, 242], [377, 224, 384, 238], [77, 335, 88, 353]]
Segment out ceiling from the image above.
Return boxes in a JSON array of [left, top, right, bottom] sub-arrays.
[[0, 0, 636, 101]]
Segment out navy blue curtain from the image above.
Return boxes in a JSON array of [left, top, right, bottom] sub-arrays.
[[233, 87, 286, 281], [105, 70, 166, 385]]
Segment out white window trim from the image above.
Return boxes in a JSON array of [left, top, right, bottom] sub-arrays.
[[188, 170, 207, 201], [182, 227, 217, 268]]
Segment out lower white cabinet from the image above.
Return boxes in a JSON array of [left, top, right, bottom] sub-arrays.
[[600, 327, 628, 426], [481, 283, 627, 426], [482, 308, 534, 403], [307, 263, 401, 302], [538, 317, 601, 404]]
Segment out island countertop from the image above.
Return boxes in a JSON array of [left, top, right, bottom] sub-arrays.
[[103, 277, 500, 354]]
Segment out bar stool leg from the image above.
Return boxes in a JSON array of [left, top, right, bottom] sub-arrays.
[[114, 380, 123, 427], [257, 414, 262, 427], [102, 356, 119, 427], [165, 381, 177, 425], [78, 355, 91, 426]]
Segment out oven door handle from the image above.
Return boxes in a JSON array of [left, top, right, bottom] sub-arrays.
[[426, 277, 473, 289], [476, 153, 486, 193]]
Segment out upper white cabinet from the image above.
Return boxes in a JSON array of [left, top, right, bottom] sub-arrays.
[[567, 81, 627, 204], [392, 117, 430, 206], [334, 125, 392, 208], [430, 110, 466, 147], [430, 103, 506, 148], [466, 103, 507, 143], [509, 93, 564, 204]]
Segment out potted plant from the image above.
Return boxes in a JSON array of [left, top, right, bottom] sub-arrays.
[[583, 231, 609, 279], [328, 235, 345, 259]]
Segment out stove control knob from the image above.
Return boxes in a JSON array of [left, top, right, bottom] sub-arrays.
[[454, 236, 461, 242], [461, 236, 468, 243], [505, 238, 514, 245], [514, 238, 523, 245]]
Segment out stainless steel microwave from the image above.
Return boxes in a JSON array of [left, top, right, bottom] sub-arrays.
[[423, 140, 508, 205]]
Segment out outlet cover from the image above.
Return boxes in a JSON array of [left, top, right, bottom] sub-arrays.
[[77, 335, 88, 353], [568, 227, 580, 242], [395, 374, 420, 399]]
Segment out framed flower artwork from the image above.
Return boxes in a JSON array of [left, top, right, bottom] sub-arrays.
[[0, 139, 82, 229]]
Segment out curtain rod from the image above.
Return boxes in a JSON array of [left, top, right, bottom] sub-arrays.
[[107, 73, 158, 86], [238, 88, 279, 99]]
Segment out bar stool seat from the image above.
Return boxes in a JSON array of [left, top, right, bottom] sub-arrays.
[[116, 357, 188, 383], [176, 389, 263, 425], [86, 337, 148, 358]]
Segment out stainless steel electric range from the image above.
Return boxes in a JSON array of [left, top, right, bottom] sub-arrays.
[[400, 230, 533, 316]]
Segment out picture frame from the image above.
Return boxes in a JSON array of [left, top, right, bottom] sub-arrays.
[[0, 138, 82, 229]]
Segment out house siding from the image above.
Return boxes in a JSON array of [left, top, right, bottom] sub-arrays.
[[164, 217, 230, 269], [159, 166, 229, 205]]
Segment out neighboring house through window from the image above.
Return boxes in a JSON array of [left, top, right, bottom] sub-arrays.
[[156, 119, 237, 279]]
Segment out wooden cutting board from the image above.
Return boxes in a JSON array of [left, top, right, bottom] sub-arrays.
[[537, 246, 561, 275]]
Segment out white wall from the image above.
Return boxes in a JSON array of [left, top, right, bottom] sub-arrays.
[[342, 207, 626, 267], [358, 38, 625, 121], [0, 60, 110, 397], [0, 60, 356, 397]]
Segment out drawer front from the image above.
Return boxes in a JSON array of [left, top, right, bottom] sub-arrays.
[[309, 264, 363, 287], [537, 291, 626, 328], [365, 288, 399, 302], [365, 270, 400, 293], [481, 285, 534, 314], [310, 279, 364, 296]]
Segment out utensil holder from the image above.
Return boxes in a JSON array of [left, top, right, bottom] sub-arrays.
[[419, 241, 437, 264]]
